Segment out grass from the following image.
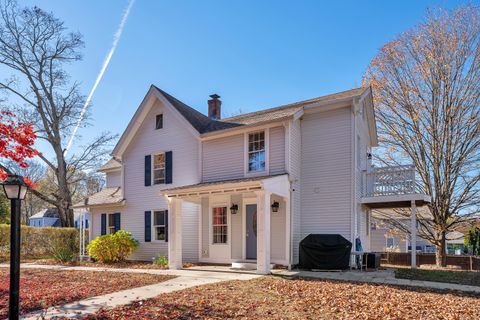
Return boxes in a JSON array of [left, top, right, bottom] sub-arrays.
[[0, 268, 175, 317], [84, 276, 480, 320], [395, 268, 480, 286]]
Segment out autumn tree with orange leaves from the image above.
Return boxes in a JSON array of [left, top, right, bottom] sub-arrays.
[[364, 5, 480, 266]]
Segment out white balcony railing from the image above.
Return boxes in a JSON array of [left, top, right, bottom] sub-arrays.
[[363, 165, 417, 197]]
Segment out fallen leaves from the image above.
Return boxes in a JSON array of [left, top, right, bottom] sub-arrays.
[[85, 276, 479, 320], [0, 268, 174, 318]]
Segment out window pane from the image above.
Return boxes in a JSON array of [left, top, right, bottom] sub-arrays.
[[154, 211, 165, 226], [154, 154, 165, 168], [249, 151, 265, 172], [108, 214, 115, 227], [212, 207, 227, 244], [156, 226, 165, 240], [156, 114, 163, 129]]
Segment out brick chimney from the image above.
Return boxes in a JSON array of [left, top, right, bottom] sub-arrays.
[[208, 94, 221, 120]]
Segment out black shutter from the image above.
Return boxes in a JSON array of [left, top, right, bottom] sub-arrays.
[[165, 151, 173, 184], [145, 211, 152, 242], [145, 155, 152, 186], [165, 210, 169, 242], [114, 213, 121, 232], [101, 213, 106, 235]]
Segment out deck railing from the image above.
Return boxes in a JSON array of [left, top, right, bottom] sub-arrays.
[[363, 165, 417, 197]]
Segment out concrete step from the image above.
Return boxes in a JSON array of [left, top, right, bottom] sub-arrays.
[[231, 261, 275, 270]]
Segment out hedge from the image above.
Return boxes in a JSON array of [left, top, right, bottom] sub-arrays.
[[0, 224, 79, 261]]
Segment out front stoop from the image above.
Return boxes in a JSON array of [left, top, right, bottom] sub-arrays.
[[231, 261, 275, 270]]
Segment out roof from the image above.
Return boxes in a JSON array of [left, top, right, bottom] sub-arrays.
[[30, 208, 59, 219], [73, 187, 124, 208], [222, 87, 366, 125], [154, 86, 367, 134], [162, 173, 287, 194], [99, 158, 122, 172]]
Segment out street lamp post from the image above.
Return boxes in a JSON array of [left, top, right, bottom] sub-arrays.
[[1, 175, 29, 320]]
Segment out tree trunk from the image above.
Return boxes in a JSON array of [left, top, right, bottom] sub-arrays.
[[53, 144, 74, 227], [435, 231, 447, 267]]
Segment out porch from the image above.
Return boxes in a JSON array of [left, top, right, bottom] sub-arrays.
[[361, 164, 431, 268], [162, 174, 290, 274]]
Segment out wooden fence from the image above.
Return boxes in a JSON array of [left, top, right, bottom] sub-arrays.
[[380, 252, 480, 271]]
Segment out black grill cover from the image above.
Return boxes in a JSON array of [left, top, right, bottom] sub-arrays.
[[299, 234, 352, 270]]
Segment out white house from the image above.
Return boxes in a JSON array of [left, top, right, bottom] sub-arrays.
[[75, 85, 430, 274]]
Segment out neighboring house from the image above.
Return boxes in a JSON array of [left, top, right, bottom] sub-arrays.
[[75, 85, 430, 273], [29, 208, 61, 227], [29, 208, 89, 229]]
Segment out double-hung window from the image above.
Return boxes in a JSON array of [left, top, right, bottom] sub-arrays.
[[153, 210, 166, 241], [248, 131, 265, 172], [153, 153, 165, 185], [108, 214, 116, 234], [212, 206, 227, 244]]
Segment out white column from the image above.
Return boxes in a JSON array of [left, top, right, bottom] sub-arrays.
[[168, 198, 183, 269], [285, 195, 291, 269], [256, 190, 271, 274], [410, 200, 417, 269]]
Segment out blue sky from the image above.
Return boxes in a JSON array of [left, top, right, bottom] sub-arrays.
[[20, 0, 469, 159]]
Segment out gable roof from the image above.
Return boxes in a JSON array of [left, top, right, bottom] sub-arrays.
[[112, 85, 374, 157], [73, 187, 124, 208], [30, 208, 59, 219], [99, 158, 122, 172]]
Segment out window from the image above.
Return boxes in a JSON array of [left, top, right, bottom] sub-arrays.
[[153, 153, 165, 184], [248, 131, 265, 172], [386, 237, 395, 248], [153, 210, 166, 241], [108, 214, 116, 234], [155, 114, 163, 129], [212, 206, 228, 244]]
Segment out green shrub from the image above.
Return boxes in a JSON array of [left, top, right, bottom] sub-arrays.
[[153, 255, 168, 267], [52, 247, 75, 262], [87, 230, 138, 263], [0, 224, 79, 261]]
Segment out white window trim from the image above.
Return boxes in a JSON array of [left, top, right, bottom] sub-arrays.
[[152, 209, 167, 243], [152, 152, 166, 185], [209, 199, 231, 246], [107, 213, 117, 235], [244, 128, 269, 177]]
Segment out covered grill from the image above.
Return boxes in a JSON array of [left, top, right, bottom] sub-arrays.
[[299, 234, 352, 270]]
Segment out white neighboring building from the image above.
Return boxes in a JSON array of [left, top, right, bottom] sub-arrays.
[[75, 85, 430, 273]]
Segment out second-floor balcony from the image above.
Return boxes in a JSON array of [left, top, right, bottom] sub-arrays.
[[361, 164, 431, 208]]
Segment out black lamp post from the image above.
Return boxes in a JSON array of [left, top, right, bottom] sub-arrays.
[[1, 174, 28, 320]]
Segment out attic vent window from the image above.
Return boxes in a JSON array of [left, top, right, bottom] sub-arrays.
[[155, 114, 163, 130]]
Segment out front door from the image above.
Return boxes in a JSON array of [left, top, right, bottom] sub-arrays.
[[246, 204, 257, 260]]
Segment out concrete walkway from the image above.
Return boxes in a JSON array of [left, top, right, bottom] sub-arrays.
[[0, 264, 259, 320], [273, 268, 480, 294]]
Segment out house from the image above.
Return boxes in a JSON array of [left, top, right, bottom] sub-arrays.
[[29, 208, 61, 227], [29, 208, 89, 229], [75, 85, 430, 273]]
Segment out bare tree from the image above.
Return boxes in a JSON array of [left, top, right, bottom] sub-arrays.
[[364, 5, 480, 266], [0, 0, 116, 226]]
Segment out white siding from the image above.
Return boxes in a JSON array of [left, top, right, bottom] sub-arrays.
[[202, 134, 244, 182], [105, 170, 121, 188], [289, 119, 302, 264], [269, 126, 286, 175], [121, 99, 200, 261], [230, 194, 243, 260], [300, 107, 353, 242], [271, 195, 286, 261]]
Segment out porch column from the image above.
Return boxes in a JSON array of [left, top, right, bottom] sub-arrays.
[[168, 198, 183, 269], [410, 200, 417, 269], [256, 190, 271, 274]]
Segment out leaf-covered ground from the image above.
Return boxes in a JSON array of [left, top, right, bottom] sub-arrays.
[[85, 276, 479, 320], [0, 268, 174, 318], [396, 268, 480, 286]]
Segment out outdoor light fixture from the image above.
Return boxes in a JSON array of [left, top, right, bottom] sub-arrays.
[[0, 174, 29, 320], [271, 201, 280, 213], [1, 174, 28, 200], [230, 204, 238, 214]]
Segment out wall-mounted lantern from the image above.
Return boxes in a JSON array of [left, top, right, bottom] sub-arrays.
[[230, 204, 238, 215], [271, 201, 280, 213]]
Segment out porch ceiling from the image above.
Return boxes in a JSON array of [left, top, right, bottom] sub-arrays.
[[161, 173, 289, 198]]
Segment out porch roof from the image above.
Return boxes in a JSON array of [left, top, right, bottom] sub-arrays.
[[161, 173, 289, 198]]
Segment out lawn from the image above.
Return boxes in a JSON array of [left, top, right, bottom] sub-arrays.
[[396, 268, 480, 286], [84, 276, 479, 320], [0, 268, 174, 318]]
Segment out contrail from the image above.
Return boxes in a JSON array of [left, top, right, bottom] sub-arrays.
[[65, 0, 135, 155]]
